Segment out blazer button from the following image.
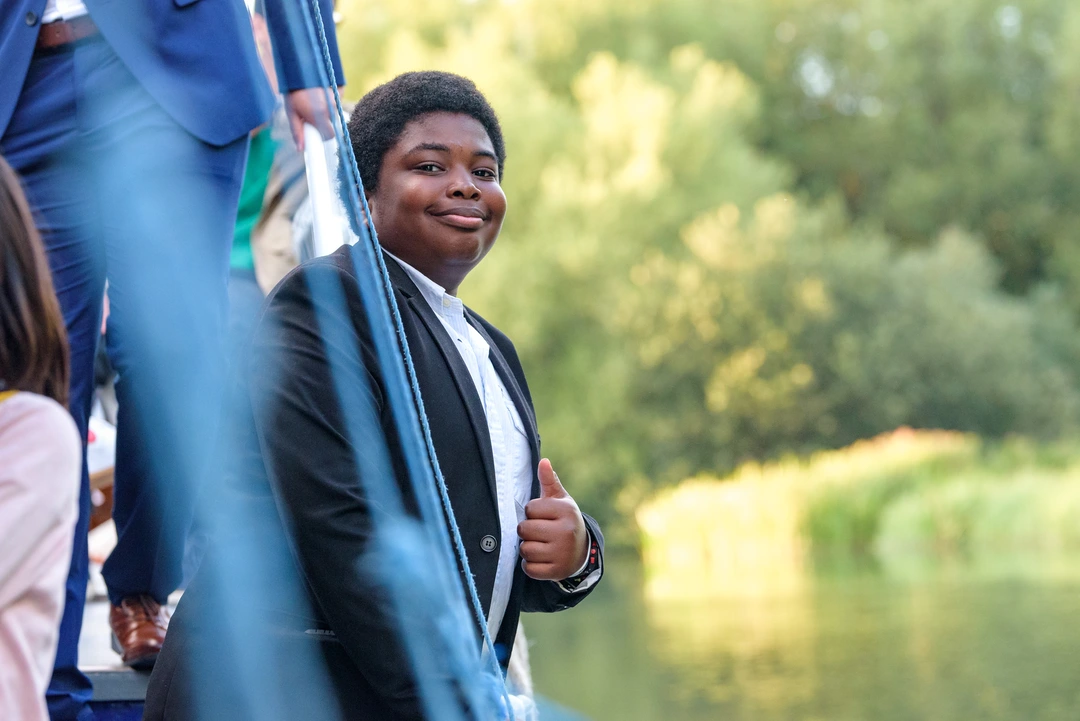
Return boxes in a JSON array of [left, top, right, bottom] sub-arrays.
[[480, 535, 498, 553], [26, 11, 38, 25]]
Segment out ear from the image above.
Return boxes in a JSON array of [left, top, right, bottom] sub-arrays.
[[363, 192, 375, 228]]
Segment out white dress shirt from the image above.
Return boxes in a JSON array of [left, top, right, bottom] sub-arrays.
[[391, 257, 534, 638], [389, 255, 598, 639], [42, 0, 89, 23]]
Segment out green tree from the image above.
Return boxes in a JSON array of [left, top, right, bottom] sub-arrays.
[[486, 0, 1080, 304], [334, 0, 1080, 527]]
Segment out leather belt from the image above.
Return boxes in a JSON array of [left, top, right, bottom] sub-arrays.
[[36, 15, 100, 52]]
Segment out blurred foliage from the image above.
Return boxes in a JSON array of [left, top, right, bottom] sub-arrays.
[[637, 429, 1080, 599], [335, 0, 1080, 531]]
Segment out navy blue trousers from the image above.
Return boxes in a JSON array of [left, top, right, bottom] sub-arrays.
[[1, 37, 246, 720]]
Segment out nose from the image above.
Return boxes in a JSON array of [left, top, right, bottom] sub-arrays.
[[447, 169, 480, 200]]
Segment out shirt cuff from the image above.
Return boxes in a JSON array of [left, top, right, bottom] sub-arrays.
[[556, 528, 601, 594]]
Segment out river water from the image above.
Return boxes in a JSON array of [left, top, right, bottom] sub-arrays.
[[527, 555, 1080, 721]]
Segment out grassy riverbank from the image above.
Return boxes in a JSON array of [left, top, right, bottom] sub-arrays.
[[636, 430, 1080, 598]]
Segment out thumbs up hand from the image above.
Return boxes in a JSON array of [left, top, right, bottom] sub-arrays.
[[517, 459, 589, 581]]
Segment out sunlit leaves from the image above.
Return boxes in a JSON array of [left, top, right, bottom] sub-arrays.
[[331, 0, 1080, 529]]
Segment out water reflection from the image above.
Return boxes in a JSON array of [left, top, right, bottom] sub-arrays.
[[527, 555, 1080, 721]]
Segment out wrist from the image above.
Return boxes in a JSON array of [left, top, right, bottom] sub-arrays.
[[571, 534, 589, 575], [562, 526, 592, 581], [557, 530, 601, 591]]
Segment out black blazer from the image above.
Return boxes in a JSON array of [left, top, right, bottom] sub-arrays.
[[146, 246, 603, 721]]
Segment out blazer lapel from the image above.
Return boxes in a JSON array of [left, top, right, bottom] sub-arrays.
[[466, 315, 542, 501], [383, 257, 500, 509]]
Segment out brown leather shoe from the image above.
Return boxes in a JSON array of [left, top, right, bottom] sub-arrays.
[[109, 594, 170, 669]]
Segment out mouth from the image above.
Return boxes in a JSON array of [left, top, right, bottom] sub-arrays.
[[430, 206, 487, 230]]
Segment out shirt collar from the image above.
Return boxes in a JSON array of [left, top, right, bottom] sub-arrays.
[[385, 250, 465, 320]]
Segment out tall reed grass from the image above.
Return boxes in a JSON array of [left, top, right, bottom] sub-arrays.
[[636, 430, 1080, 599]]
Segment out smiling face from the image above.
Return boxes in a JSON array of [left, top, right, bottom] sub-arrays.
[[367, 111, 507, 295]]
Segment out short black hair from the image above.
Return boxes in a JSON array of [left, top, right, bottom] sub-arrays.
[[346, 71, 506, 194]]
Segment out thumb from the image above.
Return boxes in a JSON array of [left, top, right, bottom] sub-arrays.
[[538, 458, 567, 499]]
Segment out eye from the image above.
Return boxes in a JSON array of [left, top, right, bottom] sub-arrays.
[[417, 162, 443, 173], [474, 168, 498, 180]]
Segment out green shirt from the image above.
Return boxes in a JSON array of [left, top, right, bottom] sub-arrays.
[[230, 127, 279, 271]]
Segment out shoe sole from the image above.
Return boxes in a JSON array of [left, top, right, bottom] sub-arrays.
[[111, 632, 159, 671]]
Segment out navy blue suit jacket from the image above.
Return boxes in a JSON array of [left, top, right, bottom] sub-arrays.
[[0, 0, 345, 146]]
